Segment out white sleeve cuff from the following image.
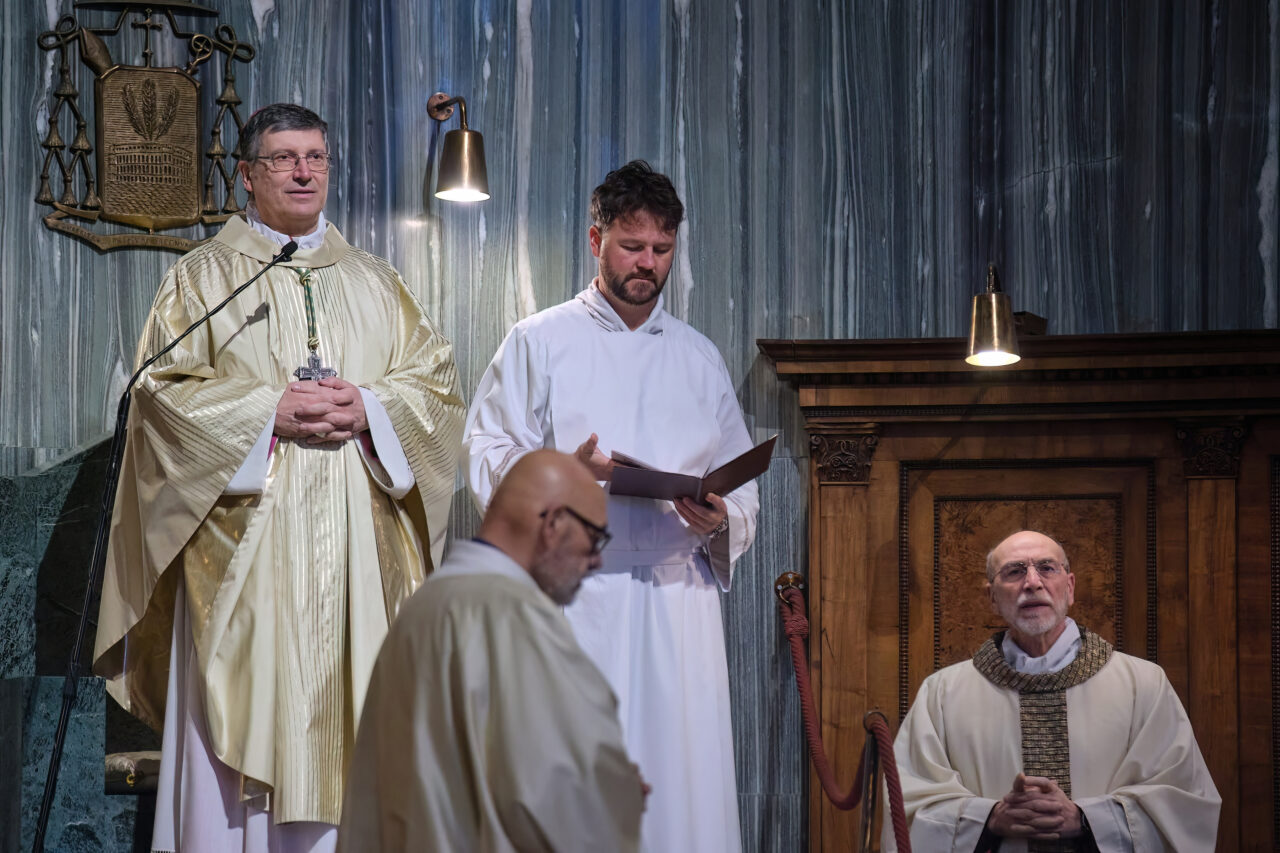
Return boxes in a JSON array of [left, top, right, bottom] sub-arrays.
[[1077, 796, 1133, 852], [225, 414, 275, 495], [957, 796, 999, 849], [358, 387, 415, 499], [891, 796, 997, 852]]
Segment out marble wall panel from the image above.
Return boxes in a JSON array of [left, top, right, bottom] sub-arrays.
[[6, 1, 1275, 469], [0, 476, 39, 680], [725, 457, 809, 849], [0, 444, 93, 680], [0, 676, 120, 852], [1, 1, 1277, 850]]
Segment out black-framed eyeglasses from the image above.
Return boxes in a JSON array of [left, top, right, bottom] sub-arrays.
[[541, 506, 612, 555], [254, 152, 333, 173]]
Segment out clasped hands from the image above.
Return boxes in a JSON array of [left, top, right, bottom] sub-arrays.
[[274, 377, 368, 445], [575, 432, 728, 535], [986, 773, 1083, 841]]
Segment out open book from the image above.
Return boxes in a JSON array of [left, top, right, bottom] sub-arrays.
[[608, 435, 777, 502]]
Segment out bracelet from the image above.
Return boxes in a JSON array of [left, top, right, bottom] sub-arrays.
[[709, 518, 729, 538]]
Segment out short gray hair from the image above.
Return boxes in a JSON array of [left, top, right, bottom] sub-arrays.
[[237, 103, 328, 161]]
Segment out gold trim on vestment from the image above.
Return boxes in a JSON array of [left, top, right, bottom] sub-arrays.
[[92, 217, 465, 825]]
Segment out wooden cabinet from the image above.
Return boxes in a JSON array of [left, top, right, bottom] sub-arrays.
[[760, 332, 1280, 852]]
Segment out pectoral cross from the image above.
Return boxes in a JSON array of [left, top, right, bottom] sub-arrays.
[[295, 351, 337, 382], [292, 267, 337, 381]]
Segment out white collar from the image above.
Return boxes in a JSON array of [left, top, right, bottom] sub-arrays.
[[1002, 617, 1081, 674], [576, 280, 665, 335], [245, 200, 328, 250], [433, 539, 539, 592]]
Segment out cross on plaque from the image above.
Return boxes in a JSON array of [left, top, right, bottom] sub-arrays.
[[294, 351, 337, 381]]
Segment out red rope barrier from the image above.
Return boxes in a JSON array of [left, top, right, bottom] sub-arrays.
[[778, 584, 912, 852]]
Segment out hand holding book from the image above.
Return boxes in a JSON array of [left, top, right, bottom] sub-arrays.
[[673, 492, 728, 535], [608, 435, 777, 503]]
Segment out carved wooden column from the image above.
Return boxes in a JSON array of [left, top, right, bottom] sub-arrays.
[[805, 426, 879, 846], [1177, 420, 1247, 851]]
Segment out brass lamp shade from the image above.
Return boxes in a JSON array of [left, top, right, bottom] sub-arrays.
[[965, 264, 1021, 366], [426, 92, 490, 203], [435, 128, 489, 202]]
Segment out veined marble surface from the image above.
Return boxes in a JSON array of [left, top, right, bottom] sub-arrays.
[[2, 1, 1277, 849], [5, 1, 1275, 476]]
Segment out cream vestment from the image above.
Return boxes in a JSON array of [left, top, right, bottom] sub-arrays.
[[338, 539, 644, 852], [93, 216, 464, 825], [889, 625, 1221, 852]]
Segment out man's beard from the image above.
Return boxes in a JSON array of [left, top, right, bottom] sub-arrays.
[[531, 543, 590, 606], [602, 265, 666, 307], [1006, 597, 1068, 638]]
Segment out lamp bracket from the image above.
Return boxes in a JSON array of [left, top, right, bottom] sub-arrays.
[[426, 92, 456, 120], [427, 91, 468, 129], [985, 262, 1004, 294]]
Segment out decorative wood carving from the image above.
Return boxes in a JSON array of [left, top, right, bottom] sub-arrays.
[[1176, 421, 1248, 478], [762, 331, 1280, 853], [810, 430, 879, 483]]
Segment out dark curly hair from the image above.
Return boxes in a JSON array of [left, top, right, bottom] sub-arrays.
[[238, 103, 328, 161], [589, 160, 684, 233]]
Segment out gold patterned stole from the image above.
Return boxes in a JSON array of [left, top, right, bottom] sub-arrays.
[[972, 626, 1113, 853]]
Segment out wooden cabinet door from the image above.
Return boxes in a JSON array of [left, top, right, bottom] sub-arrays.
[[764, 332, 1280, 852]]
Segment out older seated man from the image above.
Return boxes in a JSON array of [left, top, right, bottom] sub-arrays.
[[338, 450, 645, 851], [888, 530, 1220, 852]]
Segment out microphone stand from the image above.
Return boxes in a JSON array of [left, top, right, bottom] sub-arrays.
[[32, 240, 298, 852]]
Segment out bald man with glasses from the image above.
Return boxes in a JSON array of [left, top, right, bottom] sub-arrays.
[[339, 450, 646, 852], [887, 530, 1220, 853]]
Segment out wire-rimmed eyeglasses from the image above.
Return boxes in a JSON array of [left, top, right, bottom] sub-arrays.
[[254, 152, 333, 173]]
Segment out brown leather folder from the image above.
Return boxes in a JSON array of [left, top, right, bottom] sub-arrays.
[[609, 435, 777, 502]]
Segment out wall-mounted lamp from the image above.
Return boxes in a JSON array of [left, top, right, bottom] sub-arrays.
[[966, 263, 1021, 366], [426, 92, 489, 202]]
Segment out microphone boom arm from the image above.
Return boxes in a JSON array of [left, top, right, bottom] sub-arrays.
[[31, 240, 298, 852]]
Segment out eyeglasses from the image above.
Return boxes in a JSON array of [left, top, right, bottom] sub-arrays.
[[541, 506, 612, 555], [254, 152, 333, 173], [995, 560, 1066, 583]]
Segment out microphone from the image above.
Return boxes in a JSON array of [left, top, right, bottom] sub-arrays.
[[126, 239, 298, 389], [32, 237, 299, 853]]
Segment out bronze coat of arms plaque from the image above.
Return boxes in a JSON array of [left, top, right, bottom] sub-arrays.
[[37, 1, 256, 252], [98, 67, 202, 229]]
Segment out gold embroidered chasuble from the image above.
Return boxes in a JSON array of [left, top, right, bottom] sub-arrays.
[[93, 216, 465, 824]]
